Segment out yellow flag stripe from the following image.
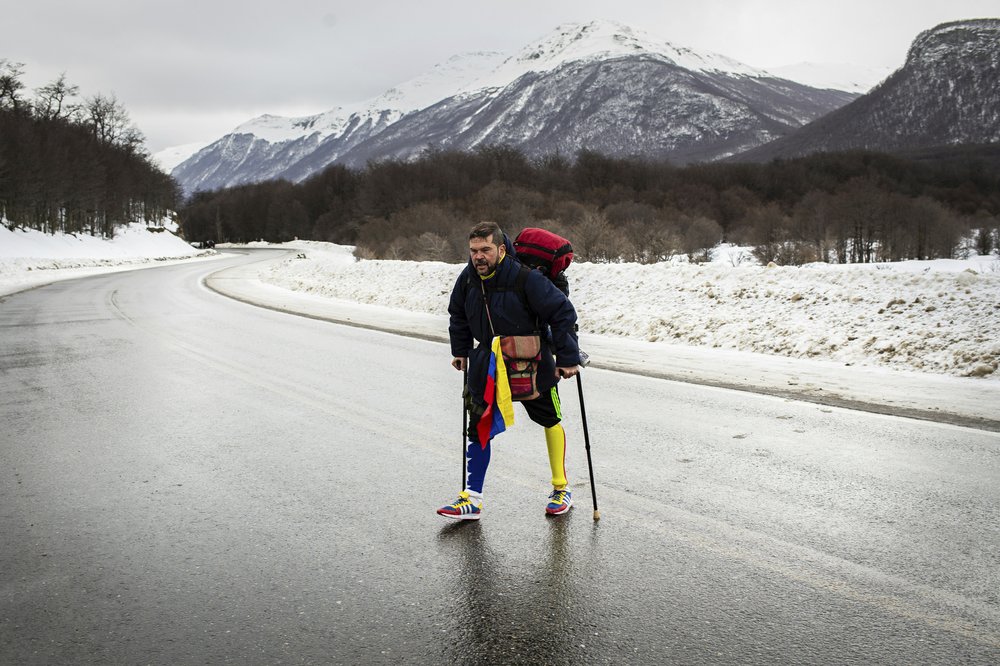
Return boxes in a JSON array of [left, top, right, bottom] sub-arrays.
[[491, 336, 515, 427]]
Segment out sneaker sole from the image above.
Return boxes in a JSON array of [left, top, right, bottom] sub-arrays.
[[545, 502, 573, 516], [437, 510, 481, 521]]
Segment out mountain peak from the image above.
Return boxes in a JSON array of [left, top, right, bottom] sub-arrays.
[[907, 18, 1000, 65], [498, 19, 767, 78], [513, 20, 648, 65]]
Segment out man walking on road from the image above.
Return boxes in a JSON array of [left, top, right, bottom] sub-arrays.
[[438, 222, 582, 520]]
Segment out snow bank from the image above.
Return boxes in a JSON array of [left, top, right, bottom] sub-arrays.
[[4, 227, 997, 382], [259, 243, 1000, 380], [0, 221, 200, 260], [0, 222, 215, 296], [574, 261, 1000, 378]]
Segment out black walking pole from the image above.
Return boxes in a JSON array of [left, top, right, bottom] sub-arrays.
[[576, 371, 600, 521], [461, 368, 468, 492]]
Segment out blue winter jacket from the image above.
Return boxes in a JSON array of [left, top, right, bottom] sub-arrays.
[[448, 235, 581, 402]]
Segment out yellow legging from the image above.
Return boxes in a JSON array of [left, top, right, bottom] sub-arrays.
[[545, 423, 568, 489]]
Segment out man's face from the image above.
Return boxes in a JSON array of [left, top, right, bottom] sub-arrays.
[[469, 234, 505, 276]]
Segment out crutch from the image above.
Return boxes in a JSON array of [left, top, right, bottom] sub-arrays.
[[576, 352, 600, 521], [461, 368, 468, 491]]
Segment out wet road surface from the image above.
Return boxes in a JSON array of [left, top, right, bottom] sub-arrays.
[[2, 251, 999, 664]]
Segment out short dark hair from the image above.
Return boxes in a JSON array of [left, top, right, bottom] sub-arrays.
[[469, 221, 504, 246]]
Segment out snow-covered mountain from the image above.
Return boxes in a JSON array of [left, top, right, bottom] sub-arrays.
[[172, 20, 857, 194], [172, 51, 505, 193], [152, 142, 210, 173], [738, 19, 1000, 162], [765, 62, 892, 94]]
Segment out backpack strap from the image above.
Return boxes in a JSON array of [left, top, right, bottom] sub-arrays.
[[513, 265, 540, 331], [465, 264, 538, 330], [464, 264, 531, 300]]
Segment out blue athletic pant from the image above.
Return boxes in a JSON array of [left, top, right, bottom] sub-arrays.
[[465, 387, 562, 494]]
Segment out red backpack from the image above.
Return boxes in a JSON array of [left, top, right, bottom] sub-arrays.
[[513, 228, 573, 296]]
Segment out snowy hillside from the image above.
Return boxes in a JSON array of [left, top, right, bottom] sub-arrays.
[[0, 221, 216, 296], [227, 51, 507, 145], [257, 242, 1000, 380], [171, 51, 507, 192]]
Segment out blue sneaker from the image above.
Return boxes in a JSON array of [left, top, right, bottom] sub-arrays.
[[437, 491, 482, 520], [545, 488, 572, 515]]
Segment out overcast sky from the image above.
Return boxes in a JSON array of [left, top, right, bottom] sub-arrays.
[[6, 0, 997, 153]]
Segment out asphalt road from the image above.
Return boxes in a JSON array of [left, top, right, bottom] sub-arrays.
[[2, 251, 999, 665]]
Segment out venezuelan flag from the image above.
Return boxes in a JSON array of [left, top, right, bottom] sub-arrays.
[[476, 336, 515, 448]]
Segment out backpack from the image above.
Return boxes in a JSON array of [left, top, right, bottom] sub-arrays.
[[462, 227, 574, 306], [463, 226, 586, 364], [513, 228, 573, 296]]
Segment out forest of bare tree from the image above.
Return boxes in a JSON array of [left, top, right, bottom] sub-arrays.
[[0, 61, 179, 238], [180, 144, 999, 265]]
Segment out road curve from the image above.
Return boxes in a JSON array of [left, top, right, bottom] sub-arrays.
[[2, 253, 999, 664]]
